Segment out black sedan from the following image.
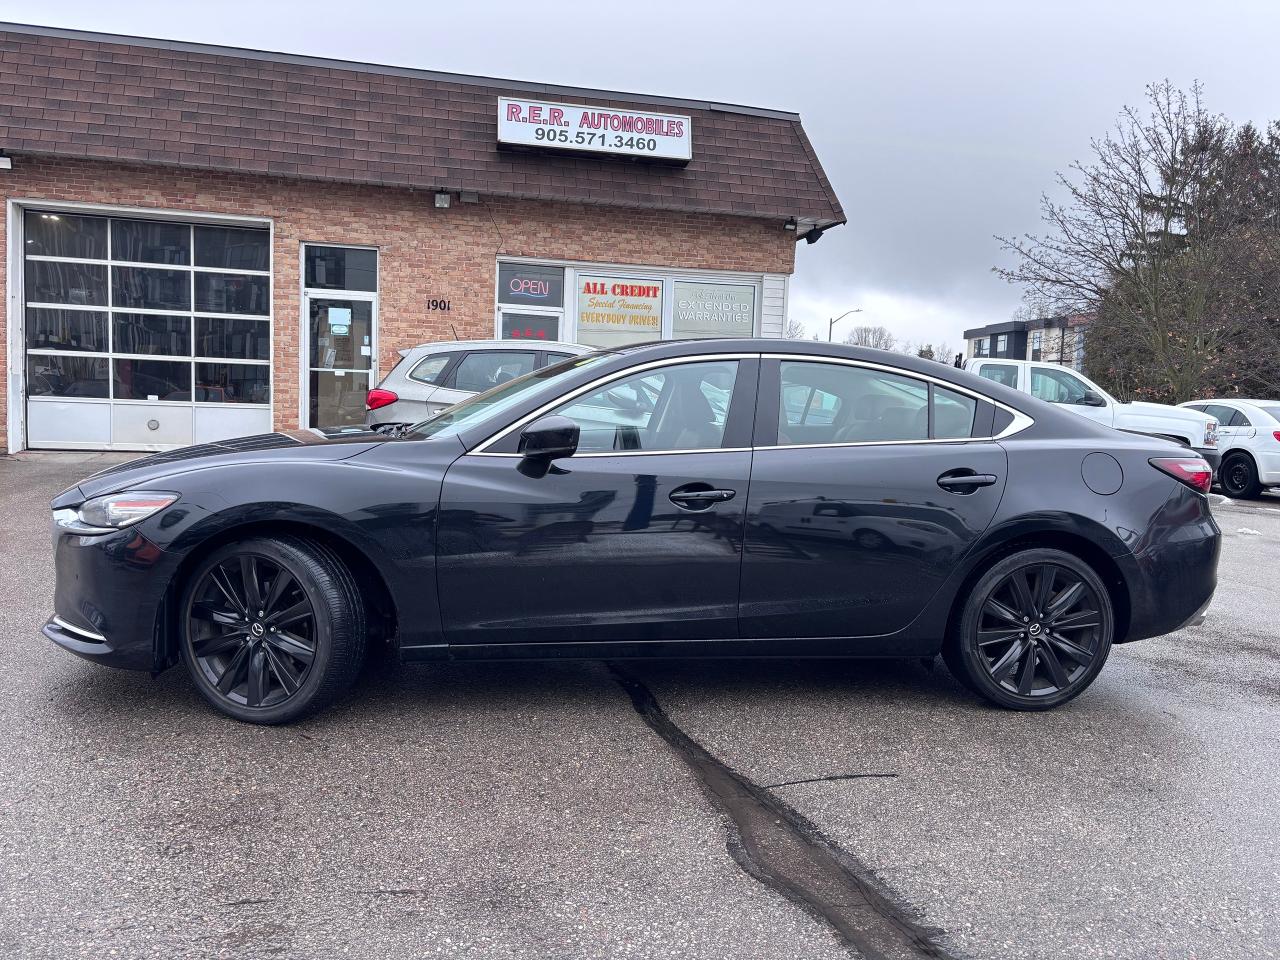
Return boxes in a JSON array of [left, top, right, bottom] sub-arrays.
[[44, 340, 1220, 723]]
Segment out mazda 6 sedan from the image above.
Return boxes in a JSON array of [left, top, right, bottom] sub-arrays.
[[44, 340, 1220, 724]]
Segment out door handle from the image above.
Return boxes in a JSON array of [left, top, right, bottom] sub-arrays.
[[669, 484, 737, 510], [936, 470, 998, 493]]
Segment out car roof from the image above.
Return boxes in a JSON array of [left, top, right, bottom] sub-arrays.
[[403, 339, 588, 355]]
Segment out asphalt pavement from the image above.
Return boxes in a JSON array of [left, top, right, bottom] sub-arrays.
[[1, 451, 1276, 959]]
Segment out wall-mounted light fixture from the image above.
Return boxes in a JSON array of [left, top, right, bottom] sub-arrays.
[[784, 218, 797, 231], [434, 191, 451, 209], [0, 155, 12, 171]]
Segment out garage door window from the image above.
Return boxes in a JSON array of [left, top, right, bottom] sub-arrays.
[[23, 209, 272, 449], [23, 210, 271, 407]]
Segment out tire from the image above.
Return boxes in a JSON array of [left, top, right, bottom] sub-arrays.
[[853, 529, 887, 551], [179, 536, 366, 724], [943, 548, 1113, 711], [1219, 452, 1262, 499]]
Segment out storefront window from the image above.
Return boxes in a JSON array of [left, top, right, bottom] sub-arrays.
[[672, 281, 755, 339], [497, 263, 564, 308], [576, 274, 662, 348]]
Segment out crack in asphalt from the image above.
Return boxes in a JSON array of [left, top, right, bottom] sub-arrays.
[[763, 773, 901, 790], [610, 665, 956, 960]]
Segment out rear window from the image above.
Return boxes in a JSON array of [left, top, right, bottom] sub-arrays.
[[977, 363, 1019, 389], [408, 353, 452, 385]]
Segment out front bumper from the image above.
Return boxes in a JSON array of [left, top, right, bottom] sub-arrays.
[[45, 524, 179, 671]]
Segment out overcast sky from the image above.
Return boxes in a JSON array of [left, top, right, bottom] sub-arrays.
[[6, 0, 1277, 349]]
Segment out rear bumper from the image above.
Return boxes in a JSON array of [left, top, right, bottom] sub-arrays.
[[1254, 449, 1280, 485], [1119, 484, 1221, 643], [45, 525, 179, 671]]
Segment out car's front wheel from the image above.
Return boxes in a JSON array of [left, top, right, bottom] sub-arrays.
[[179, 536, 366, 724], [944, 548, 1113, 711]]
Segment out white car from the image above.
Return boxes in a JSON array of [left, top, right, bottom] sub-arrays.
[[965, 358, 1219, 467], [364, 339, 591, 426], [1180, 398, 1280, 498]]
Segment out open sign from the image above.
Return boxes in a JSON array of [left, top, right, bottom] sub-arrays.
[[497, 263, 564, 308]]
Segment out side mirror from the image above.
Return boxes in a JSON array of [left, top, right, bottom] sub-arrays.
[[1078, 390, 1107, 407], [518, 415, 579, 461]]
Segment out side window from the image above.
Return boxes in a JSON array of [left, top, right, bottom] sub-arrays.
[[1230, 409, 1252, 428], [453, 351, 537, 393], [1030, 366, 1092, 404], [933, 386, 978, 439], [551, 360, 738, 453], [977, 363, 1019, 389], [542, 352, 574, 366], [407, 353, 452, 385], [782, 383, 841, 426], [778, 361, 928, 444]]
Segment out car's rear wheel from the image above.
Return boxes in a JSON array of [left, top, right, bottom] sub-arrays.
[[179, 536, 366, 724], [944, 548, 1113, 711], [1219, 452, 1261, 499]]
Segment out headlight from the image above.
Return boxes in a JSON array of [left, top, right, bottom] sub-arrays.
[[59, 491, 178, 535]]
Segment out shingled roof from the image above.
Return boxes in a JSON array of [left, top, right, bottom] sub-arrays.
[[0, 23, 846, 233]]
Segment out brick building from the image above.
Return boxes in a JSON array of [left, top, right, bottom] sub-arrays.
[[0, 23, 844, 451]]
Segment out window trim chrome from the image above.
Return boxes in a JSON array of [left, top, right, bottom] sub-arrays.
[[468, 350, 1034, 458]]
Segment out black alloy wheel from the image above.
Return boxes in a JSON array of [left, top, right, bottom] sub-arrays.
[[945, 548, 1113, 710], [1219, 452, 1261, 499], [180, 536, 366, 724]]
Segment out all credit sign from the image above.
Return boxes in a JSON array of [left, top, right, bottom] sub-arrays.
[[497, 97, 693, 162]]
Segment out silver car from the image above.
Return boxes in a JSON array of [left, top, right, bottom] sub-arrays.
[[364, 339, 591, 426]]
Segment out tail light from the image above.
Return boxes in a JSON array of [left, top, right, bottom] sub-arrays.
[[1273, 431, 1280, 443], [365, 387, 398, 411], [1150, 457, 1213, 494]]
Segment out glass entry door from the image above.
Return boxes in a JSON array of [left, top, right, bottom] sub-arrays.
[[305, 295, 374, 428]]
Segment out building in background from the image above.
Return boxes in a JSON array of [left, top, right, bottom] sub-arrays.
[[964, 313, 1091, 369], [0, 23, 844, 451]]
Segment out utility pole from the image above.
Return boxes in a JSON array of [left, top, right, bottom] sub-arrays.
[[828, 308, 863, 342]]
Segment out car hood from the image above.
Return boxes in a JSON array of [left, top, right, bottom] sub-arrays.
[[53, 428, 388, 506], [1123, 401, 1212, 424]]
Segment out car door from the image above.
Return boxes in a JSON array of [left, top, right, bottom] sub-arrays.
[[436, 356, 758, 645], [741, 357, 1008, 640], [1203, 403, 1249, 448], [430, 349, 539, 409]]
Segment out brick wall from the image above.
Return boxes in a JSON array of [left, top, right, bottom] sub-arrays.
[[2, 155, 795, 443]]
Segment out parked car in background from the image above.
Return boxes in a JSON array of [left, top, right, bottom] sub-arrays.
[[1180, 398, 1280, 498], [965, 358, 1220, 468], [45, 340, 1219, 724], [364, 339, 590, 426]]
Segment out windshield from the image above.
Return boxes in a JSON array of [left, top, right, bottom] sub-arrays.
[[406, 352, 614, 440]]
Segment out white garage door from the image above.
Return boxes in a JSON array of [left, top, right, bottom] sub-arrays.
[[22, 209, 272, 450]]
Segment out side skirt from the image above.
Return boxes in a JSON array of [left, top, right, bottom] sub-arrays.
[[399, 633, 942, 663]]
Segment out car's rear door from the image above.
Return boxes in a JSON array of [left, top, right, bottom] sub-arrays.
[[430, 349, 540, 408], [436, 355, 759, 646], [741, 356, 1009, 640]]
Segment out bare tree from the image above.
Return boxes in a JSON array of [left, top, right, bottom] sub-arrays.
[[783, 316, 808, 340], [996, 81, 1280, 401], [843, 324, 897, 351]]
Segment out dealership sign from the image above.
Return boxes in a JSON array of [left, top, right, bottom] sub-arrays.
[[498, 97, 692, 162]]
